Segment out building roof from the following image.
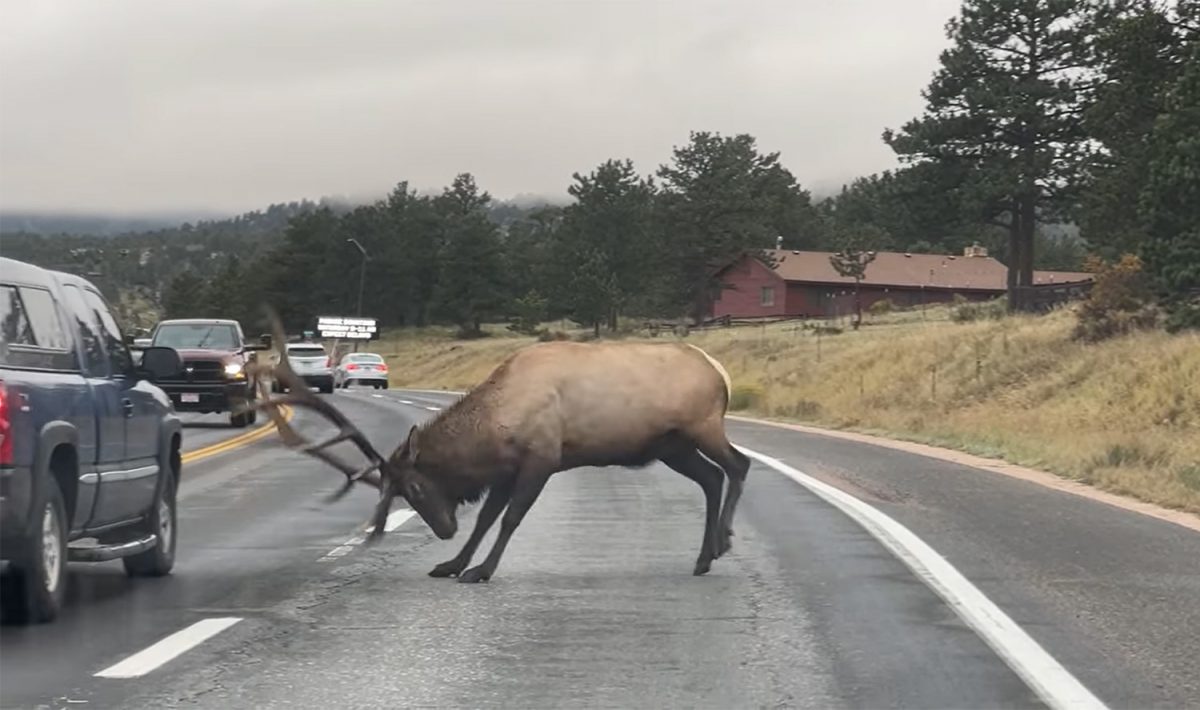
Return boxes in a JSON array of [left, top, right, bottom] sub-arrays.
[[734, 249, 1093, 291]]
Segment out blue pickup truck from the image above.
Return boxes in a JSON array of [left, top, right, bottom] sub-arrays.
[[1, 257, 185, 624]]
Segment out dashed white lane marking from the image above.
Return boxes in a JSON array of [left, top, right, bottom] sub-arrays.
[[320, 509, 417, 561], [399, 399, 414, 405], [375, 508, 416, 533], [424, 405, 442, 411], [737, 446, 1107, 710], [94, 617, 242, 679]]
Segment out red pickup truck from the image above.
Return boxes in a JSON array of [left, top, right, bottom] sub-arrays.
[[146, 319, 271, 427]]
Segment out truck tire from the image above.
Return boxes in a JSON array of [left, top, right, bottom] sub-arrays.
[[122, 469, 177, 578], [0, 476, 69, 624]]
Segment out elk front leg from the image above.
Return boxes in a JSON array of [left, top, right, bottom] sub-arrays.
[[429, 480, 513, 578], [457, 471, 550, 584], [364, 471, 398, 544]]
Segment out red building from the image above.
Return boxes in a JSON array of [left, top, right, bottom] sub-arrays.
[[709, 246, 1093, 320]]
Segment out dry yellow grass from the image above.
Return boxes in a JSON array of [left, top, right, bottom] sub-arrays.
[[371, 308, 1200, 514]]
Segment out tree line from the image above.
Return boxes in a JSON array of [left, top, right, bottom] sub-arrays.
[[4, 0, 1197, 335]]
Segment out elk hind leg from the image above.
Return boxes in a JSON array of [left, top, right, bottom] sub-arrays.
[[458, 468, 552, 584], [696, 431, 750, 558], [660, 447, 725, 576], [429, 480, 513, 578]]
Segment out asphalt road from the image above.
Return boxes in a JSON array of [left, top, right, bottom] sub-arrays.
[[177, 412, 266, 452], [2, 387, 1197, 709]]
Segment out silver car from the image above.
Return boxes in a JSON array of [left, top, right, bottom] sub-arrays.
[[335, 352, 390, 389], [283, 342, 334, 394]]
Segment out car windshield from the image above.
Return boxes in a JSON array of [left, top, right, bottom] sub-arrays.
[[152, 323, 238, 350]]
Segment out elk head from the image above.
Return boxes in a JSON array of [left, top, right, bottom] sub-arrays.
[[386, 426, 458, 540], [239, 309, 456, 542]]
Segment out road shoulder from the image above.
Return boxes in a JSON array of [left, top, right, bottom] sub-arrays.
[[727, 414, 1200, 534]]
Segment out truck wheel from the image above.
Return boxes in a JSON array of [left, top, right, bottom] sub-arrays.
[[0, 477, 68, 624], [123, 470, 177, 578]]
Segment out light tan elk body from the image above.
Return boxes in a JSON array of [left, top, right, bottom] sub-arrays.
[[251, 319, 750, 583]]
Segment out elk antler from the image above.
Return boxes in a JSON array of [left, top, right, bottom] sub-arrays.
[[240, 308, 388, 503]]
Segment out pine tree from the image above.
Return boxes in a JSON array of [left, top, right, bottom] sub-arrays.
[[554, 159, 657, 331], [163, 271, 207, 319], [1139, 39, 1200, 331], [883, 0, 1094, 310], [656, 131, 818, 321], [431, 174, 506, 337]]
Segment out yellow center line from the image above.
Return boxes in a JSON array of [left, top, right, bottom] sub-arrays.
[[180, 406, 293, 465]]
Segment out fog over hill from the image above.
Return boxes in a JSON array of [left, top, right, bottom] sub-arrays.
[[0, 191, 572, 237]]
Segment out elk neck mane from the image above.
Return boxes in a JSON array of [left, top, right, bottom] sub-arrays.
[[409, 380, 505, 505]]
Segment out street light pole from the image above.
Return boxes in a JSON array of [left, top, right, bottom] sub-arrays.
[[346, 238, 368, 352]]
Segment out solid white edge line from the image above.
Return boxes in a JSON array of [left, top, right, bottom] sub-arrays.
[[94, 617, 243, 679], [736, 446, 1107, 710]]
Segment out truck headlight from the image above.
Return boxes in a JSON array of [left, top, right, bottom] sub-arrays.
[[224, 363, 245, 379]]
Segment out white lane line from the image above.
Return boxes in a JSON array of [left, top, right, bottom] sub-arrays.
[[378, 508, 416, 532], [737, 446, 1107, 710], [424, 405, 442, 411], [372, 394, 384, 399], [320, 509, 417, 561], [399, 399, 414, 405], [94, 617, 242, 679]]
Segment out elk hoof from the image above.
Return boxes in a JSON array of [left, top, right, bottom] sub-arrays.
[[428, 558, 467, 578], [457, 566, 491, 583], [717, 530, 733, 557], [693, 558, 712, 576]]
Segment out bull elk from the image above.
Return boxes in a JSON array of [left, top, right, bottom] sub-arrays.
[[247, 314, 750, 583]]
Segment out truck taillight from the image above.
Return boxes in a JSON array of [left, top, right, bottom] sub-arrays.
[[325, 357, 332, 367], [0, 380, 12, 466]]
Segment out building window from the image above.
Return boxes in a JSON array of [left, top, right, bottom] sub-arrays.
[[760, 286, 775, 306]]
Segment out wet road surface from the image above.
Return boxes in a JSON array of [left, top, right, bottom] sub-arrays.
[[1, 388, 1196, 709]]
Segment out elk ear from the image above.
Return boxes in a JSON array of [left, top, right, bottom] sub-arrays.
[[398, 424, 420, 464]]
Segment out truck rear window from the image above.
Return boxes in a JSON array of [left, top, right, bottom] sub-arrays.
[[1, 285, 75, 370], [288, 347, 326, 357], [1, 286, 36, 350]]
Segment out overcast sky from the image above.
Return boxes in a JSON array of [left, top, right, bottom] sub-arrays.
[[0, 0, 960, 216]]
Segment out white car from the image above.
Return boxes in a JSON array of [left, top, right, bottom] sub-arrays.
[[281, 342, 334, 394], [334, 351, 390, 389]]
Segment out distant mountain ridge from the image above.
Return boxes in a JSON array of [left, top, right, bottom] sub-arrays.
[[0, 191, 569, 238], [0, 210, 226, 237]]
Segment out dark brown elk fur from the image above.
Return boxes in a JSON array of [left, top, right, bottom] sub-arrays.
[[252, 324, 750, 583]]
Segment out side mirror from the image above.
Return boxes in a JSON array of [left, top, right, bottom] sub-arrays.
[[138, 346, 182, 382]]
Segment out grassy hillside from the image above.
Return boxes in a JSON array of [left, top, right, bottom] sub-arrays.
[[368, 306, 1200, 515]]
